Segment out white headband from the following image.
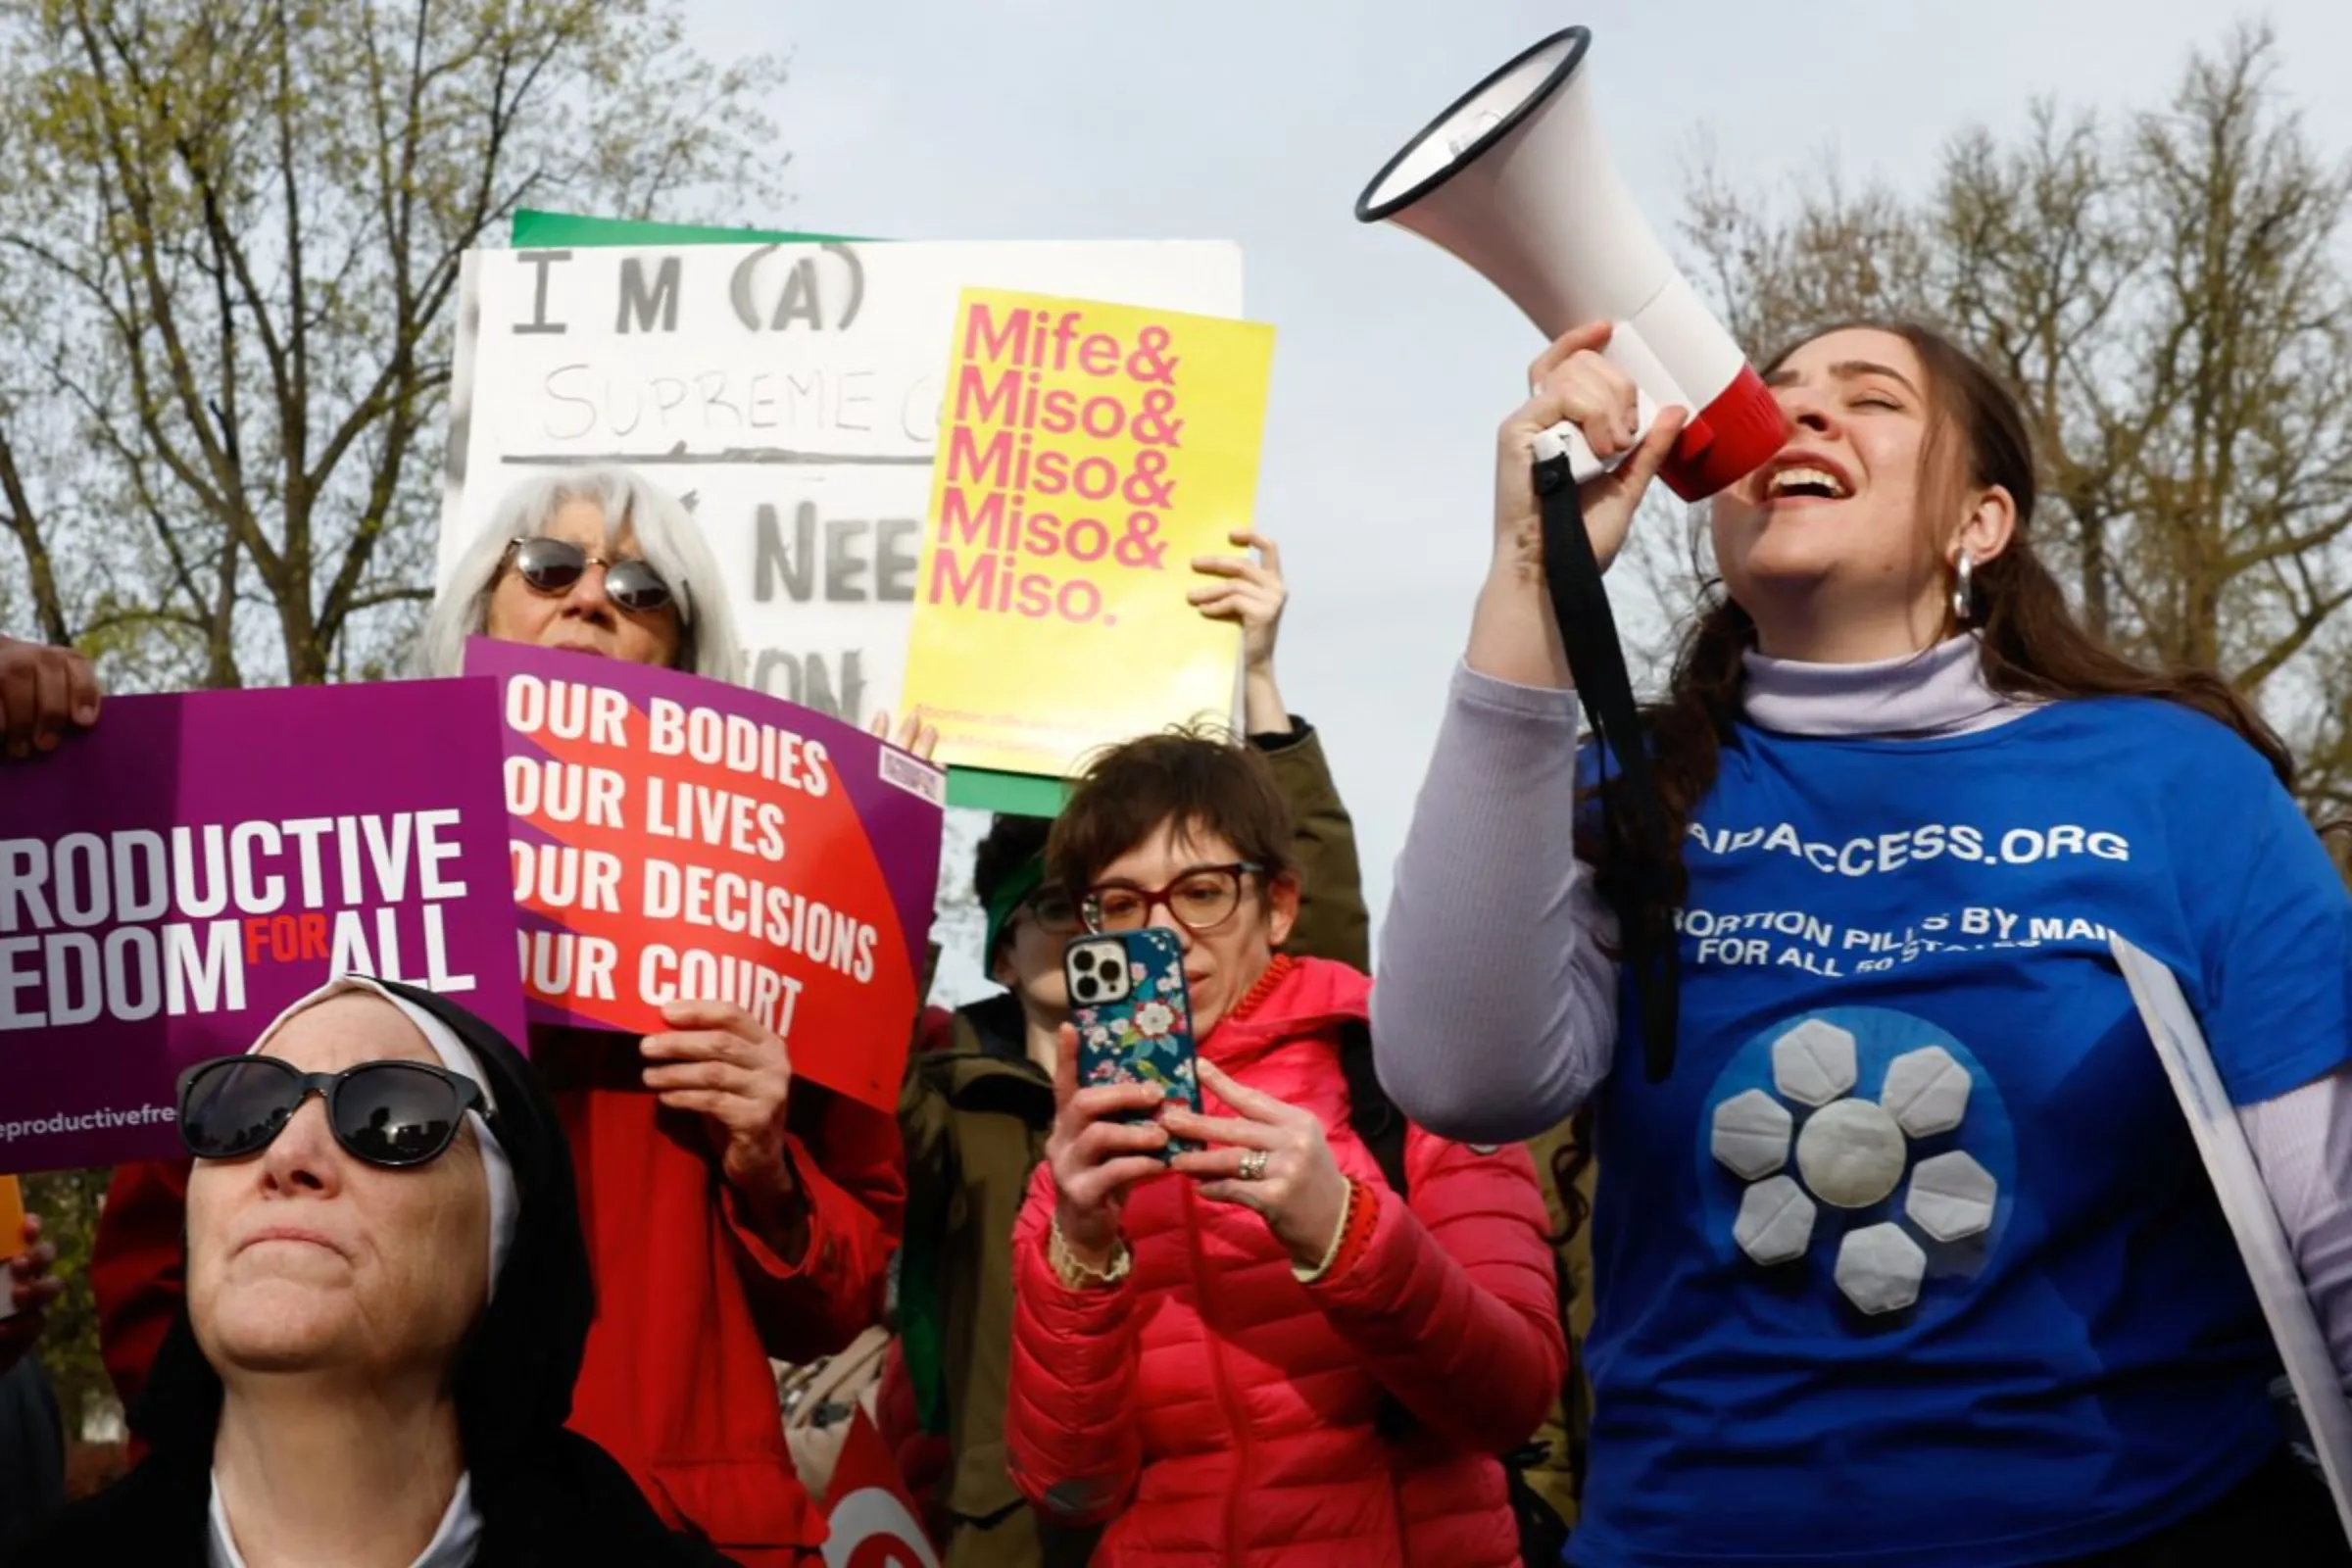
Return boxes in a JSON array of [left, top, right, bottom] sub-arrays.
[[243, 977, 519, 1302]]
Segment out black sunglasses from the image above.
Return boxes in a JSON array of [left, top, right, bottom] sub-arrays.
[[176, 1055, 493, 1169], [506, 536, 677, 615]]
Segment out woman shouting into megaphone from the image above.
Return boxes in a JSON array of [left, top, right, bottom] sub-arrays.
[[1372, 319, 2352, 1567]]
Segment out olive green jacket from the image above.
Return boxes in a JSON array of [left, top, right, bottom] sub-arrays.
[[1519, 1110, 1598, 1533]]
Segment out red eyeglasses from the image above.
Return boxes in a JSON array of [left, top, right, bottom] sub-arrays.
[[1080, 862, 1264, 935]]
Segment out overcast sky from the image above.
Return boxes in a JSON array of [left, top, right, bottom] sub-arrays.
[[681, 0, 2352, 1002]]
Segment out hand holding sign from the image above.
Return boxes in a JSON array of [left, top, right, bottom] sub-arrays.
[[641, 998, 800, 1220], [1189, 529, 1292, 733], [863, 709, 941, 763], [1187, 529, 1288, 672], [0, 637, 101, 760]]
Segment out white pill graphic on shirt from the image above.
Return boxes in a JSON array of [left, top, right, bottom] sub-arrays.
[[1836, 1223, 1927, 1314], [1771, 1019, 1858, 1107], [1795, 1099, 1907, 1208], [1711, 1090, 1793, 1180], [1882, 1046, 1972, 1138], [1905, 1152, 1999, 1243], [1734, 1175, 1817, 1265]]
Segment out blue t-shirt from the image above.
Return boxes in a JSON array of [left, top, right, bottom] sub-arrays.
[[1571, 697, 2352, 1568]]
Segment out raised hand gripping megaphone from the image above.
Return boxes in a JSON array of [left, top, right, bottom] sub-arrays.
[[1356, 26, 1789, 1083], [1354, 26, 1788, 496]]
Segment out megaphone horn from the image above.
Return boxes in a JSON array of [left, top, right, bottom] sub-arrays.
[[1355, 26, 1788, 499]]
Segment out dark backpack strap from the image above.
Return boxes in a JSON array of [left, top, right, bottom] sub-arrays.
[[1504, 1453, 1574, 1567], [1339, 1018, 1409, 1200], [1339, 1019, 1420, 1444]]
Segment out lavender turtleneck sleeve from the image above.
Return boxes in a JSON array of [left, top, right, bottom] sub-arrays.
[[1371, 663, 1616, 1140]]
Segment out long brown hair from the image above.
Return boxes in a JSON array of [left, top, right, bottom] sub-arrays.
[[1589, 320, 2292, 940]]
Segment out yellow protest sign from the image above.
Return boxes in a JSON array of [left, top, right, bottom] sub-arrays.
[[903, 288, 1276, 778]]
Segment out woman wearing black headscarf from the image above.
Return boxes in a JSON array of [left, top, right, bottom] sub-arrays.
[[10, 977, 726, 1566]]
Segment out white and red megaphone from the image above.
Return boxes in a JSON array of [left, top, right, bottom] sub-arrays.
[[1356, 25, 1788, 499]]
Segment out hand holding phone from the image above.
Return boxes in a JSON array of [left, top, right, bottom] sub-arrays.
[[1044, 930, 1200, 1271], [1163, 1058, 1354, 1270], [1066, 928, 1202, 1154]]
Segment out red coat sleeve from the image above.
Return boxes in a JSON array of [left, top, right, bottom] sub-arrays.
[[1002, 1162, 1143, 1527], [90, 1157, 192, 1427], [722, 1082, 906, 1361], [1303, 1131, 1566, 1454]]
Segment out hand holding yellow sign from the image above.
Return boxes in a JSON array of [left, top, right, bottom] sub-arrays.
[[903, 289, 1276, 778]]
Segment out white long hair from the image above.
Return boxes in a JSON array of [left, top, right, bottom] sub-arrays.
[[415, 467, 743, 683]]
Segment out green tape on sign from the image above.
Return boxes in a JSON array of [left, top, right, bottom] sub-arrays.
[[946, 766, 1067, 818], [509, 210, 877, 247]]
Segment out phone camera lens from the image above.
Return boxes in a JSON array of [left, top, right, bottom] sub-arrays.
[[1073, 950, 1096, 973], [1075, 976, 1099, 1001]]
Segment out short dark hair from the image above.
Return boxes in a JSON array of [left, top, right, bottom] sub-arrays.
[[973, 812, 1054, 908], [1046, 726, 1296, 897]]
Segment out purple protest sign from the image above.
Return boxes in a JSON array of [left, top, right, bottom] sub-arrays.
[[0, 679, 525, 1171], [463, 638, 946, 1112]]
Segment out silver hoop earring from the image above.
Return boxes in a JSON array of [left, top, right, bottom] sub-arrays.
[[1951, 550, 1975, 625]]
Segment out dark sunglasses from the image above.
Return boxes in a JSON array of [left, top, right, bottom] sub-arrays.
[[176, 1054, 493, 1169], [506, 536, 677, 615]]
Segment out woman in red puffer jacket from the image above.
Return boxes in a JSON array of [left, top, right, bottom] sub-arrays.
[[1004, 730, 1565, 1567]]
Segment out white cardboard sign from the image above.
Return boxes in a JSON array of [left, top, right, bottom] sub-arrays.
[[439, 240, 1243, 729]]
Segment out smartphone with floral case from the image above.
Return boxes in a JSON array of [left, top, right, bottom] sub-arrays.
[[1066, 927, 1201, 1156]]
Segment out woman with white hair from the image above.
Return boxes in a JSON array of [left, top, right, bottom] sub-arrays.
[[17, 977, 726, 1565], [93, 466, 912, 1566], [413, 466, 744, 682]]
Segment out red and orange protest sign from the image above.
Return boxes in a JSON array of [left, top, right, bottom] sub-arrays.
[[902, 288, 1276, 777], [465, 639, 946, 1112]]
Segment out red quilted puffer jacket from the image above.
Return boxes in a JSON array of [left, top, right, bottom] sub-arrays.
[[1004, 957, 1565, 1567]]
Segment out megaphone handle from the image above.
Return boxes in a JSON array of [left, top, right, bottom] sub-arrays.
[[1535, 385, 1661, 486], [1528, 448, 1680, 1083]]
